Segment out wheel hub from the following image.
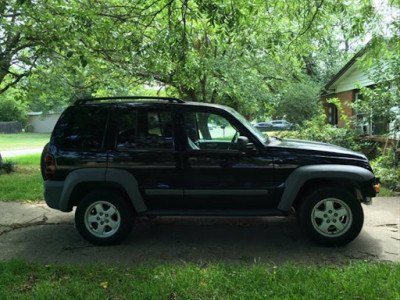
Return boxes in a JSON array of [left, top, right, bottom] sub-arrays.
[[84, 201, 121, 238], [311, 198, 353, 238]]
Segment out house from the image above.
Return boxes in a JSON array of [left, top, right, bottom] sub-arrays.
[[27, 112, 61, 133], [322, 46, 400, 148], [322, 47, 383, 133]]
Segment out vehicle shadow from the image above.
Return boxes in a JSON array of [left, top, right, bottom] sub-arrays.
[[2, 215, 384, 266]]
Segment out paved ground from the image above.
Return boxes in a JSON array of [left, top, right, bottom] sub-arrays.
[[1, 148, 43, 158], [0, 197, 398, 265]]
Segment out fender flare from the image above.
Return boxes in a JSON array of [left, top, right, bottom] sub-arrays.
[[60, 168, 147, 213], [277, 164, 375, 212]]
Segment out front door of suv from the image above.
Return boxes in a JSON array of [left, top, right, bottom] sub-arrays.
[[180, 108, 276, 210], [107, 105, 183, 210]]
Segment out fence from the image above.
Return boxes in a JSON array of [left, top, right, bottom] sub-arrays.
[[0, 121, 22, 134]]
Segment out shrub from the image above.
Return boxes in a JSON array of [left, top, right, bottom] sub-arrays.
[[0, 161, 16, 174], [371, 151, 400, 191], [280, 114, 379, 157], [0, 98, 27, 123]]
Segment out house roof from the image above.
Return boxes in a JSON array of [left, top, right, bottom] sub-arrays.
[[324, 45, 368, 91]]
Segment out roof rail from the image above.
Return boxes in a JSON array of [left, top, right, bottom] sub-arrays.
[[75, 96, 185, 105]]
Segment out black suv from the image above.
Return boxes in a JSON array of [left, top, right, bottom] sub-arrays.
[[42, 96, 379, 246]]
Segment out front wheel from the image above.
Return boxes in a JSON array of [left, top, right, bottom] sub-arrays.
[[75, 190, 134, 245], [298, 187, 364, 246]]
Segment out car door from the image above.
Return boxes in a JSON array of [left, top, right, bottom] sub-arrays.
[[106, 105, 184, 210], [180, 107, 276, 210]]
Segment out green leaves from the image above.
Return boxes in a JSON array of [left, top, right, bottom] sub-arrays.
[[0, 0, 383, 120]]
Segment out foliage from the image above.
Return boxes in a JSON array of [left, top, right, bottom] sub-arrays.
[[1, 0, 378, 117], [281, 113, 378, 157], [0, 96, 27, 122], [0, 1, 65, 94], [272, 81, 321, 125], [0, 160, 16, 174], [355, 4, 400, 137], [371, 150, 400, 191]]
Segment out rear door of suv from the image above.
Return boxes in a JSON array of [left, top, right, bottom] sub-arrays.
[[106, 104, 184, 210]]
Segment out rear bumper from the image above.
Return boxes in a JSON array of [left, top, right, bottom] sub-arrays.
[[44, 181, 66, 211]]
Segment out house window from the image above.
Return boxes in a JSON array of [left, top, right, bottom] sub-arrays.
[[354, 91, 389, 136], [327, 104, 338, 126], [354, 92, 372, 135]]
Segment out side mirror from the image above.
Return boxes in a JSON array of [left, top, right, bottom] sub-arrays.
[[237, 136, 255, 153]]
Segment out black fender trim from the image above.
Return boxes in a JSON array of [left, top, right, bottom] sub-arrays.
[[59, 168, 147, 212], [105, 168, 147, 212], [277, 164, 375, 212]]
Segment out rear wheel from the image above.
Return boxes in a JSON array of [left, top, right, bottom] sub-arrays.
[[298, 187, 364, 246], [75, 190, 134, 245]]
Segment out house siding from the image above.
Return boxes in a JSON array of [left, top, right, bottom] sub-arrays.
[[28, 113, 61, 133], [333, 64, 375, 93]]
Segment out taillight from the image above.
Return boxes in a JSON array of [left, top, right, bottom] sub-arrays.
[[44, 153, 56, 180]]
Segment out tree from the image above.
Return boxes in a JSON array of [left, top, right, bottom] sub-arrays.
[[1, 0, 377, 120], [355, 2, 400, 137], [273, 81, 322, 125], [0, 1, 59, 93], [0, 92, 27, 122], [53, 0, 376, 118]]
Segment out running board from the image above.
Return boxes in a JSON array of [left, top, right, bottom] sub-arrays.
[[140, 209, 289, 217]]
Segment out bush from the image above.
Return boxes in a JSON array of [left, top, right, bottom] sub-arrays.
[[0, 98, 27, 123], [371, 151, 400, 191], [0, 161, 16, 174], [280, 114, 379, 157]]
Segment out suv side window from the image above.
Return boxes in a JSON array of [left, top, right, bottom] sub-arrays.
[[53, 107, 107, 151], [115, 110, 137, 149], [137, 110, 174, 149], [114, 108, 174, 150], [184, 111, 239, 151]]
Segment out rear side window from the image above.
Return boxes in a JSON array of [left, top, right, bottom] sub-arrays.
[[53, 107, 108, 151], [112, 108, 174, 150], [114, 110, 137, 149], [137, 110, 173, 149]]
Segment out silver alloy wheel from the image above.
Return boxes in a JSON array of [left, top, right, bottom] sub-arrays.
[[311, 198, 353, 238], [84, 201, 121, 238]]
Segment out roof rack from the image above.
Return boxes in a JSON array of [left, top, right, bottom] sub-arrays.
[[75, 96, 185, 105]]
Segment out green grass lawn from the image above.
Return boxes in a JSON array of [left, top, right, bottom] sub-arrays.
[[0, 154, 43, 201], [0, 132, 50, 150], [0, 260, 399, 299]]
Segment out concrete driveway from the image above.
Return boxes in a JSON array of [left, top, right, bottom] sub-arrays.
[[0, 197, 398, 265]]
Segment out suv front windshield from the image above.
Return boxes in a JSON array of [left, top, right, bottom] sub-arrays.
[[226, 108, 269, 144]]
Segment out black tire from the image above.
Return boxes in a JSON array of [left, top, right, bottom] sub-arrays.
[[298, 187, 364, 246], [40, 143, 49, 180], [75, 190, 134, 245]]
